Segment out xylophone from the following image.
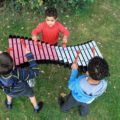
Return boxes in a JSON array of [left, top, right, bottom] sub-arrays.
[[8, 36, 103, 68]]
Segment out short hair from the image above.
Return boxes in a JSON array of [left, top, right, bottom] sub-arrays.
[[0, 52, 13, 75], [45, 7, 57, 19], [87, 56, 109, 80]]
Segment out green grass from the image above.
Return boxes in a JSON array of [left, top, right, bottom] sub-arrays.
[[0, 0, 120, 119]]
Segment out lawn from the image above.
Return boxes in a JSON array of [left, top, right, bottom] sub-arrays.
[[0, 0, 120, 120]]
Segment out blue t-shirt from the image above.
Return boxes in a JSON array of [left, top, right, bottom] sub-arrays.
[[68, 69, 107, 104]]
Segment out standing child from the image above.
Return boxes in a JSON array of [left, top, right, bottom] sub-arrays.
[[0, 50, 43, 113], [31, 7, 69, 46], [58, 56, 109, 116]]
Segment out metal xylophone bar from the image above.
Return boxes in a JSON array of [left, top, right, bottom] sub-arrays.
[[8, 36, 103, 68]]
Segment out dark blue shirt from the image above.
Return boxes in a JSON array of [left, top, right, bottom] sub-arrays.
[[0, 52, 41, 88]]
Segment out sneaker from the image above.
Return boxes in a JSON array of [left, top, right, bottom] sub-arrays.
[[34, 101, 43, 113], [5, 99, 12, 109], [58, 96, 64, 106]]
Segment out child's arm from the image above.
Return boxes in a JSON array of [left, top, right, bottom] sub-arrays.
[[24, 51, 42, 79], [25, 49, 38, 68], [70, 63, 78, 81], [63, 35, 68, 44], [16, 49, 41, 81], [57, 22, 69, 45], [68, 63, 78, 89], [32, 35, 38, 41], [62, 36, 68, 48], [31, 23, 43, 41], [18, 52, 41, 80]]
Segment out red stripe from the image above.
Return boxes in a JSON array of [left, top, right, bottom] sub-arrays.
[[73, 50, 81, 63], [91, 47, 96, 57], [17, 38, 24, 64], [13, 38, 19, 65], [33, 41, 40, 60], [20, 38, 27, 62]]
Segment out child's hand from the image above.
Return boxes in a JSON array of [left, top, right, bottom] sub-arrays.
[[32, 35, 38, 41], [62, 35, 68, 44], [25, 48, 30, 54], [60, 92, 67, 97], [62, 43, 66, 48], [62, 38, 67, 44], [62, 37, 67, 48], [71, 63, 78, 69], [0, 51, 2, 54]]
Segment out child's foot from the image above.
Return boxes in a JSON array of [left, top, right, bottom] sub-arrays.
[[4, 99, 12, 109], [58, 96, 64, 106], [34, 101, 43, 113], [60, 92, 67, 97]]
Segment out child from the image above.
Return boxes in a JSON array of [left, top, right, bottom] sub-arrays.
[[31, 7, 70, 46], [0, 50, 43, 113], [58, 56, 109, 116]]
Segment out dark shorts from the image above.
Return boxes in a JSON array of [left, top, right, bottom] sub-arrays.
[[6, 81, 34, 97], [60, 93, 89, 116]]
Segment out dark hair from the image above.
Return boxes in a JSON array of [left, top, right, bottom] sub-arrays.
[[45, 7, 57, 19], [0, 52, 13, 75], [88, 56, 109, 80]]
